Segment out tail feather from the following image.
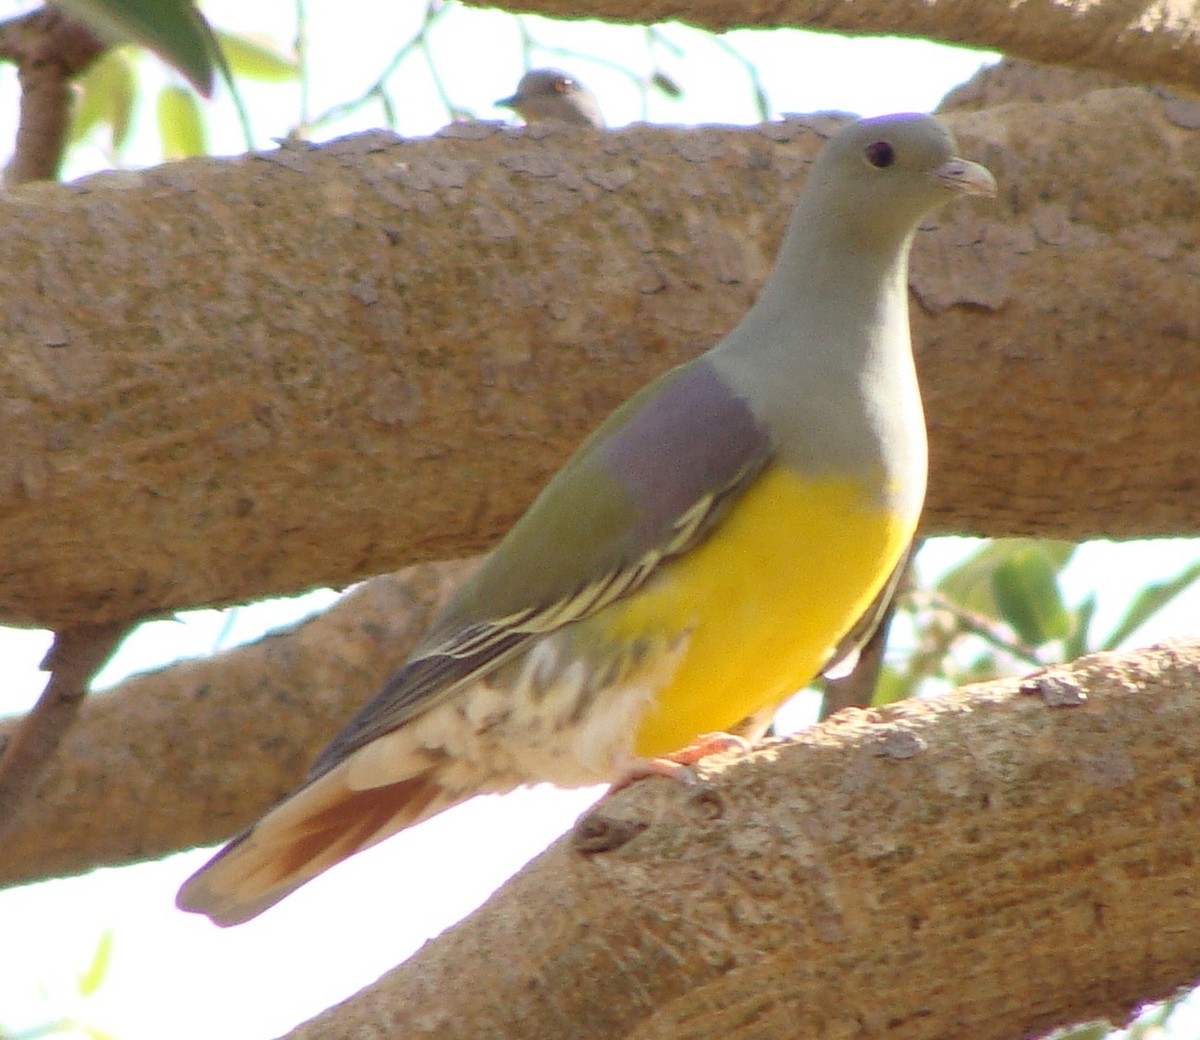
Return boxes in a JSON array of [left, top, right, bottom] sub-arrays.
[[177, 761, 450, 927]]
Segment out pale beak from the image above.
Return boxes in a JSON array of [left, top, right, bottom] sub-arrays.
[[936, 157, 997, 198]]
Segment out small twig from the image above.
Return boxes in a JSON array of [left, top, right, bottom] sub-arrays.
[[199, 19, 254, 150], [301, 0, 454, 134], [0, 621, 129, 840], [378, 88, 398, 127], [418, 26, 468, 122], [516, 16, 535, 66], [212, 604, 242, 653], [295, 0, 310, 129], [646, 24, 687, 59], [0, 7, 106, 184], [525, 43, 647, 89], [639, 27, 654, 120], [706, 32, 773, 121], [912, 588, 1047, 666]]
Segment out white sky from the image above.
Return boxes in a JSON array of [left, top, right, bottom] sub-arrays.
[[1, 2, 1198, 1038]]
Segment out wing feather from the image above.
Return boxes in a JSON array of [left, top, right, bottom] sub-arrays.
[[309, 359, 774, 778], [310, 451, 766, 778], [820, 541, 911, 681]]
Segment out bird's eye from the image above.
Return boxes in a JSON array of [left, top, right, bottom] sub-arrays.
[[864, 141, 895, 169], [554, 78, 573, 93]]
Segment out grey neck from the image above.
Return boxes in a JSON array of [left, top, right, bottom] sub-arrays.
[[706, 207, 927, 513]]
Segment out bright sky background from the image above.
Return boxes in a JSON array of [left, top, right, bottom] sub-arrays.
[[1, 2, 1198, 1038]]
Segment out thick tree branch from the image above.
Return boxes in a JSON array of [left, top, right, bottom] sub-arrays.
[[474, 0, 1200, 98], [1, 90, 1198, 630], [938, 56, 1129, 112], [282, 641, 1200, 1040], [0, 559, 473, 888]]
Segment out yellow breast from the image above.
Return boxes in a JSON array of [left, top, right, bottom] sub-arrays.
[[596, 465, 916, 758]]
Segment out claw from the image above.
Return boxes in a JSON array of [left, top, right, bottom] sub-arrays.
[[609, 731, 754, 792]]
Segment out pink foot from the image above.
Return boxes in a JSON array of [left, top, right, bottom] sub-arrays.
[[667, 731, 753, 766], [609, 732, 753, 792]]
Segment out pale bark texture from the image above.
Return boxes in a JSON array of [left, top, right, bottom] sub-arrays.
[[1, 89, 1199, 629], [281, 642, 1200, 1040], [938, 57, 1130, 112], [466, 0, 1200, 97], [0, 558, 473, 888]]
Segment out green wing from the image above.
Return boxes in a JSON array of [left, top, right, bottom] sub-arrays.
[[309, 356, 774, 778]]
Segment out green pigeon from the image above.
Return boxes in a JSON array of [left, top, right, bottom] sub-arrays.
[[178, 113, 995, 926], [497, 68, 604, 128]]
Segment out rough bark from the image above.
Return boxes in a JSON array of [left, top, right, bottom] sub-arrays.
[[938, 57, 1130, 112], [938, 56, 1200, 128], [472, 0, 1200, 98], [282, 641, 1200, 1040], [0, 559, 473, 888], [1, 89, 1199, 629]]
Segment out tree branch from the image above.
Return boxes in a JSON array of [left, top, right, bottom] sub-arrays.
[[0, 559, 473, 888], [938, 56, 1128, 112], [0, 620, 126, 840], [474, 0, 1200, 98], [0, 7, 105, 184], [281, 641, 1200, 1040], [1, 90, 1198, 630]]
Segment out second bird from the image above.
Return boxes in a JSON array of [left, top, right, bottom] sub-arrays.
[[178, 113, 996, 926], [497, 68, 605, 127]]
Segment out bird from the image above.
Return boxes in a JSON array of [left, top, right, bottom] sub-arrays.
[[178, 113, 995, 926], [496, 68, 604, 128]]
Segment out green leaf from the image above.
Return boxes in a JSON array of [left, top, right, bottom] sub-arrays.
[[53, 0, 215, 95], [937, 540, 1016, 615], [991, 547, 1071, 647], [960, 647, 998, 686], [869, 664, 914, 707], [77, 930, 114, 997], [157, 85, 208, 160], [1063, 592, 1098, 660], [1101, 559, 1200, 651], [752, 83, 770, 122], [650, 70, 682, 99], [69, 47, 136, 150], [1051, 1024, 1112, 1040], [937, 538, 1075, 618], [217, 31, 299, 83]]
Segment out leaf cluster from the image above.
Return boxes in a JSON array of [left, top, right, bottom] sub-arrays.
[[873, 539, 1200, 708]]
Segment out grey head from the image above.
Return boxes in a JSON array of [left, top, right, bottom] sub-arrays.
[[497, 68, 605, 128], [789, 113, 997, 252]]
